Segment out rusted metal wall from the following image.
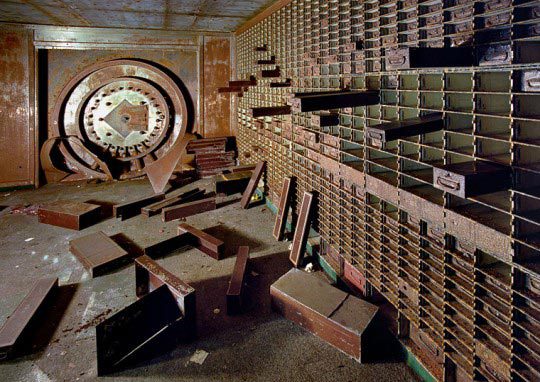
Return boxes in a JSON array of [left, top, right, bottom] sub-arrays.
[[46, 48, 199, 138], [0, 25, 234, 188], [203, 36, 232, 138], [0, 26, 35, 188]]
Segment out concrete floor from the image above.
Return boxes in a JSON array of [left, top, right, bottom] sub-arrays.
[[0, 178, 420, 382]]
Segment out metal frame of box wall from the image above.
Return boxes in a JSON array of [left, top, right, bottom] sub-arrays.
[[256, 187, 437, 382], [236, 1, 540, 381]]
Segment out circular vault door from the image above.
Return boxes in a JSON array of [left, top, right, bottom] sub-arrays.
[[48, 59, 189, 181]]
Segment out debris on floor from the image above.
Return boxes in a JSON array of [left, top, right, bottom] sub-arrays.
[[97, 255, 196, 375], [9, 204, 40, 216], [0, 164, 413, 381], [38, 201, 103, 230], [189, 349, 209, 365]]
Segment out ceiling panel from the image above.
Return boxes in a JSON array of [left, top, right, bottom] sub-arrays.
[[0, 0, 275, 32]]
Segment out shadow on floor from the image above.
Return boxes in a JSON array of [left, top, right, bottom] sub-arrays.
[[101, 250, 293, 377], [216, 196, 242, 209], [203, 225, 267, 259], [4, 283, 78, 362], [84, 199, 116, 221]]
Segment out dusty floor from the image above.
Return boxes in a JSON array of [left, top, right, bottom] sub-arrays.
[[0, 178, 419, 382]]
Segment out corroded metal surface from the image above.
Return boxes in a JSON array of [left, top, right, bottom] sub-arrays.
[[47, 59, 189, 189], [0, 27, 35, 187], [69, 231, 130, 277], [0, 1, 275, 32], [203, 36, 232, 137], [0, 278, 58, 360]]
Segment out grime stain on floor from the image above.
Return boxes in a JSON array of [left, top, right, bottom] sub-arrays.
[[0, 178, 419, 382]]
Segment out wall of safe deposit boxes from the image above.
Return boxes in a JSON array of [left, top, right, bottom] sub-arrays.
[[235, 1, 540, 381]]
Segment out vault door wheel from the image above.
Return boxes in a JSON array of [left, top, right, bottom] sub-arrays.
[[49, 59, 189, 181]]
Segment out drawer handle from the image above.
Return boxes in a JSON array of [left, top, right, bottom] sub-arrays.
[[527, 78, 540, 89], [367, 131, 383, 140], [436, 176, 461, 191], [486, 305, 508, 323], [486, 276, 506, 291], [389, 55, 406, 66], [493, 14, 511, 25], [528, 278, 540, 294]]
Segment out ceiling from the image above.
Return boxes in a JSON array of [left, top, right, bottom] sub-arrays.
[[0, 0, 275, 32]]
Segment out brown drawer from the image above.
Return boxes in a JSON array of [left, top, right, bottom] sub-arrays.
[[343, 260, 366, 294], [322, 243, 344, 277], [410, 325, 444, 365], [399, 279, 419, 306], [475, 340, 511, 382]]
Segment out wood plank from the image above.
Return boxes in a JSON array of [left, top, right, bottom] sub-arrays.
[[0, 277, 58, 359], [161, 194, 216, 222], [226, 246, 250, 315], [289, 192, 315, 267], [273, 177, 295, 240], [240, 161, 266, 209], [113, 193, 165, 220], [141, 189, 204, 217], [178, 223, 225, 260], [38, 201, 102, 230], [69, 231, 130, 277], [270, 269, 379, 362]]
